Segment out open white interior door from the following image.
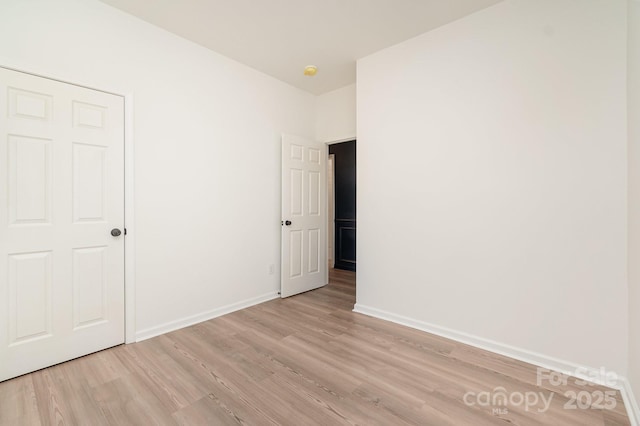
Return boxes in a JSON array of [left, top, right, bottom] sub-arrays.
[[281, 134, 327, 298]]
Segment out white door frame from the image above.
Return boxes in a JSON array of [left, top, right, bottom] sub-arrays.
[[0, 59, 137, 344], [327, 153, 335, 268]]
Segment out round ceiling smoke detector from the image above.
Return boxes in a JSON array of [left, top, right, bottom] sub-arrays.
[[303, 65, 318, 77]]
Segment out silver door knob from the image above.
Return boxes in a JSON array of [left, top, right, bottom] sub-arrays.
[[111, 228, 122, 237]]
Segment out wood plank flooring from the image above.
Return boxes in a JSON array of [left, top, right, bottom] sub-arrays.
[[0, 269, 631, 425]]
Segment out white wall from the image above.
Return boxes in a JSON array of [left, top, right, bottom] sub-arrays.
[[315, 84, 356, 143], [357, 0, 628, 375], [316, 84, 357, 267], [628, 0, 640, 409], [0, 0, 316, 338]]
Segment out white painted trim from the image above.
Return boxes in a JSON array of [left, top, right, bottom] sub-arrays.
[[353, 303, 639, 424], [136, 292, 280, 342], [354, 304, 600, 378], [327, 153, 335, 268], [326, 136, 356, 145], [0, 58, 137, 344], [123, 95, 136, 344], [0, 57, 127, 98], [620, 377, 640, 426]]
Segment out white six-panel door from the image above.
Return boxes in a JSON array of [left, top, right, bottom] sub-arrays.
[[281, 134, 327, 298], [0, 67, 125, 382]]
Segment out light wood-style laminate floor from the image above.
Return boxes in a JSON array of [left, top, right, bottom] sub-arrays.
[[0, 269, 631, 425]]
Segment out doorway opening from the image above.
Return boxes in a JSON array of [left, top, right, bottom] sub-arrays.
[[328, 140, 356, 272]]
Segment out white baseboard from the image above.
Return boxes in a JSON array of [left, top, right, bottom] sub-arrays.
[[353, 303, 639, 425], [136, 291, 279, 342], [620, 377, 640, 426]]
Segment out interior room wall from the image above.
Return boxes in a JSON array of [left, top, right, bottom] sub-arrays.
[[356, 0, 628, 375], [0, 0, 316, 339], [315, 83, 356, 143], [316, 84, 357, 272], [628, 0, 640, 410]]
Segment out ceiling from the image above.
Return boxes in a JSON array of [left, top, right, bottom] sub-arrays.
[[99, 0, 502, 95]]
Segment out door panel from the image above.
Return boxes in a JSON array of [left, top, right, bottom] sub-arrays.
[[289, 230, 303, 278], [0, 67, 125, 382], [336, 221, 356, 270], [72, 246, 107, 329], [281, 134, 327, 298], [9, 87, 52, 121], [73, 143, 107, 222], [9, 135, 52, 225], [308, 229, 320, 273], [8, 251, 53, 345]]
